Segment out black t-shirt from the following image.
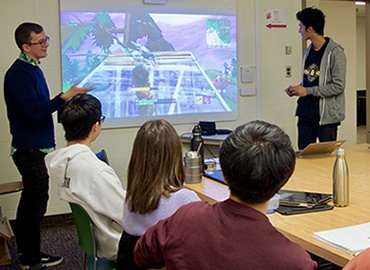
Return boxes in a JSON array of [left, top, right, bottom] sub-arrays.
[[296, 38, 329, 123]]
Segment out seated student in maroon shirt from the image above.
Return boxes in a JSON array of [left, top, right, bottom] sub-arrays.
[[134, 120, 318, 270]]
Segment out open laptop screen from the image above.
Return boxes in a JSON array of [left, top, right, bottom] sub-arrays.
[[203, 169, 227, 185]]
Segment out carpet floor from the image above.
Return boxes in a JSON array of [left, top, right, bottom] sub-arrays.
[[1, 214, 84, 270]]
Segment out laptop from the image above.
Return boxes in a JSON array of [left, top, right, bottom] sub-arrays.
[[203, 169, 227, 185], [296, 140, 346, 158]]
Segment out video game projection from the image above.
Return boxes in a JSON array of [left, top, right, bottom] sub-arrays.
[[59, 0, 237, 128]]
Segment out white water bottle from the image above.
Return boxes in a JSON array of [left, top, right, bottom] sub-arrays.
[[332, 148, 349, 207]]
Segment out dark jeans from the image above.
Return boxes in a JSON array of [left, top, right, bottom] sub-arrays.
[[12, 149, 49, 266], [116, 231, 142, 270], [298, 119, 339, 150]]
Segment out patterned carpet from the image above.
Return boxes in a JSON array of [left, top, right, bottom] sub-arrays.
[[1, 214, 85, 270]]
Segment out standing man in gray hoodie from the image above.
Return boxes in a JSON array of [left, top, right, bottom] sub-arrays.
[[285, 7, 346, 150]]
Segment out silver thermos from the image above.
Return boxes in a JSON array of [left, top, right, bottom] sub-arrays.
[[332, 148, 349, 207], [184, 151, 202, 184]]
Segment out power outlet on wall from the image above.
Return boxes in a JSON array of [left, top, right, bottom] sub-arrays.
[[286, 65, 292, 78]]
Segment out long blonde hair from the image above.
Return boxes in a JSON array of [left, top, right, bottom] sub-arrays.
[[126, 119, 185, 214]]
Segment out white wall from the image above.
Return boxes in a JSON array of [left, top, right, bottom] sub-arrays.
[[257, 0, 303, 142], [317, 1, 357, 147], [0, 0, 356, 218], [357, 16, 366, 90]]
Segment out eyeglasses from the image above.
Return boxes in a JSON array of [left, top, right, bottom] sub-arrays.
[[28, 36, 50, 46], [99, 115, 106, 123]]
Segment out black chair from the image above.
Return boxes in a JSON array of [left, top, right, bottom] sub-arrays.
[[95, 149, 109, 165], [116, 231, 141, 270], [357, 90, 366, 126]]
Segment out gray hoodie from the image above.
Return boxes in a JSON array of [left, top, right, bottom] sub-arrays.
[[302, 37, 346, 125]]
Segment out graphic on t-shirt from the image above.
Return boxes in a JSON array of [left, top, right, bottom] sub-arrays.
[[304, 63, 320, 83]]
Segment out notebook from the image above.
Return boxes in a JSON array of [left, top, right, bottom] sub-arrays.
[[313, 222, 370, 255], [203, 169, 227, 185], [296, 140, 346, 158]]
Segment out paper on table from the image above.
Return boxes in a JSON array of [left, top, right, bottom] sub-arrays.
[[313, 222, 370, 255]]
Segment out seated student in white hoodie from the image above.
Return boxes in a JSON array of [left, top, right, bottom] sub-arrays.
[[45, 94, 126, 262]]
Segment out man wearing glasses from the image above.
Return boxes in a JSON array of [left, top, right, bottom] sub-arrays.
[[4, 22, 93, 270]]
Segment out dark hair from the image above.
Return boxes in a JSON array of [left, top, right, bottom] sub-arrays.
[[59, 94, 102, 141], [15, 22, 43, 51], [219, 120, 296, 205], [126, 119, 185, 214], [296, 7, 325, 35]]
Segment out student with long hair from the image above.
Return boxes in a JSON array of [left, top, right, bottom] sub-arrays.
[[116, 119, 200, 270]]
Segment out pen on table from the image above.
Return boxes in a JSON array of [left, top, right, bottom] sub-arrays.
[[290, 204, 328, 211], [279, 202, 316, 208]]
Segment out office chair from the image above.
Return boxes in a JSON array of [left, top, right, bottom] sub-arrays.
[[95, 149, 109, 165], [69, 202, 116, 270], [116, 231, 141, 270]]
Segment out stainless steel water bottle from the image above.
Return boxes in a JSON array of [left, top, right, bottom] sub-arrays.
[[184, 151, 202, 184], [333, 148, 349, 207]]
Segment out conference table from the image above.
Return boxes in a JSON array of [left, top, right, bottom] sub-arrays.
[[185, 144, 370, 267]]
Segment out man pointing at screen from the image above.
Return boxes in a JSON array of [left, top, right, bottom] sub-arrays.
[[4, 22, 92, 270]]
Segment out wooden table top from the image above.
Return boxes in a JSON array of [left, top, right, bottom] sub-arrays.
[[185, 144, 370, 267], [0, 181, 23, 196]]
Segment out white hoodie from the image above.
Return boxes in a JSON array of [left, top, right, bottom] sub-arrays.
[[45, 144, 126, 261]]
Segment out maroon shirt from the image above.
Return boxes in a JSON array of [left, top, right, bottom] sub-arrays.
[[135, 199, 318, 270]]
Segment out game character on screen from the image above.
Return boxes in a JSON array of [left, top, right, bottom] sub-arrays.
[[132, 63, 154, 116]]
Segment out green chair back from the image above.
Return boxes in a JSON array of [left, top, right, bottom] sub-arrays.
[[69, 202, 96, 256], [69, 202, 116, 270]]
